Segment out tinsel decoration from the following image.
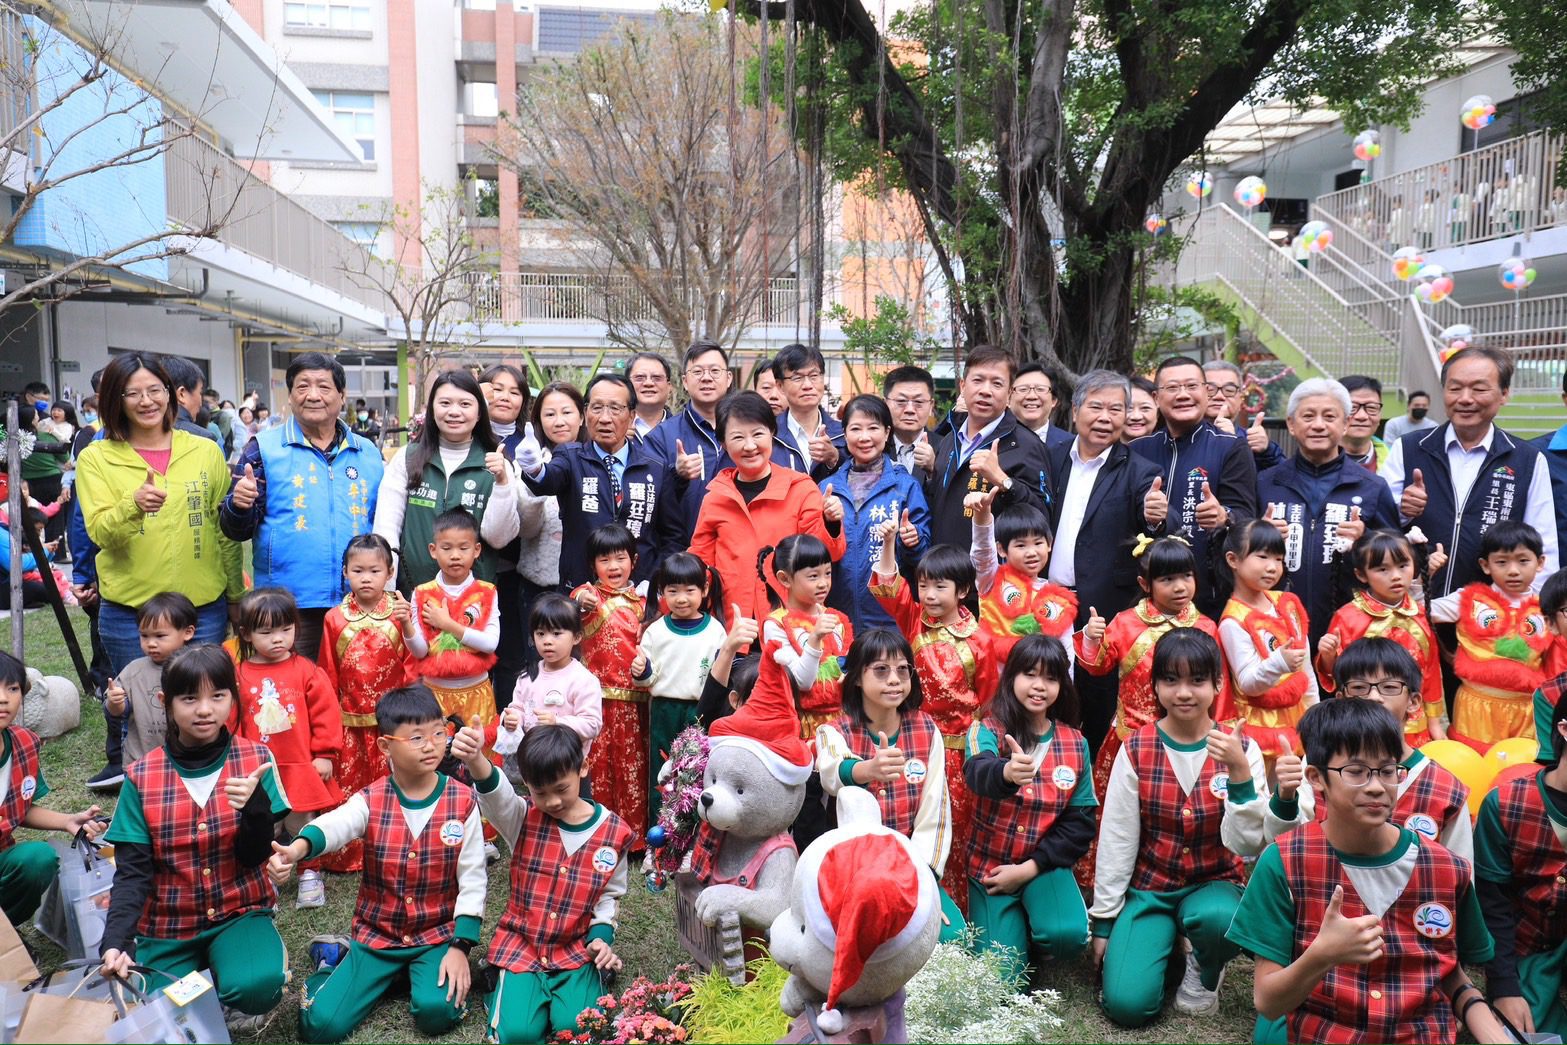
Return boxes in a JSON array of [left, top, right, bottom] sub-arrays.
[[646, 725, 711, 890]]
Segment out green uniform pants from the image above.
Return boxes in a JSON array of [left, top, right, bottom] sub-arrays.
[[937, 884, 966, 945], [0, 841, 58, 925], [135, 910, 287, 1016], [1100, 881, 1242, 1029], [299, 938, 466, 1043], [968, 866, 1088, 983], [649, 698, 700, 822], [486, 964, 601, 1044], [1514, 936, 1567, 1038]]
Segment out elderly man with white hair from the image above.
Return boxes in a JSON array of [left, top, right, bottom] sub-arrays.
[[1256, 377, 1400, 648]]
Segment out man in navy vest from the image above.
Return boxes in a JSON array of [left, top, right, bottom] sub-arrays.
[[220, 353, 384, 659], [1532, 368, 1567, 551], [1380, 345, 1558, 599]]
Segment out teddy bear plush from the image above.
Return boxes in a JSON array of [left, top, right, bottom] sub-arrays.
[[769, 786, 940, 1043]]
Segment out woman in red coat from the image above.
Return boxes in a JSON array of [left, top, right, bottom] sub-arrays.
[[688, 392, 845, 629]]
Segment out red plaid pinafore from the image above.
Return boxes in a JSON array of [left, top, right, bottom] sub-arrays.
[[966, 719, 1089, 880], [1494, 771, 1567, 956], [0, 728, 44, 849], [830, 712, 942, 841], [355, 777, 475, 949], [1126, 725, 1247, 893]]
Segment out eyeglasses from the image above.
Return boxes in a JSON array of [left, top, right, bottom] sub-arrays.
[[1204, 382, 1242, 398], [1341, 679, 1410, 698], [867, 663, 912, 681], [1158, 381, 1203, 395], [629, 373, 667, 384], [586, 402, 630, 417], [383, 732, 442, 749], [1348, 401, 1383, 416], [888, 396, 931, 410], [1012, 384, 1053, 400], [782, 370, 823, 386], [1322, 762, 1409, 787], [122, 387, 169, 403], [685, 366, 727, 380]]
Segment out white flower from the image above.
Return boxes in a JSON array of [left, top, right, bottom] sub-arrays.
[[904, 933, 1063, 1044]]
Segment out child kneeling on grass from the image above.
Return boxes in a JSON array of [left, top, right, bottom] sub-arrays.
[[269, 684, 486, 1044], [1228, 698, 1506, 1044], [450, 719, 632, 1043]]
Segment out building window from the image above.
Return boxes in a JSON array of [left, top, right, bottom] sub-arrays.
[[332, 221, 381, 246], [284, 2, 371, 31], [312, 91, 376, 161]]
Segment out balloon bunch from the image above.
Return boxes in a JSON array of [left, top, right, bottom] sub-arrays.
[[1460, 94, 1497, 131], [1437, 323, 1474, 361], [1420, 737, 1538, 817], [1144, 212, 1168, 236], [1296, 220, 1333, 253], [1392, 246, 1426, 281], [1234, 176, 1267, 209], [1413, 263, 1454, 304], [1186, 172, 1213, 199], [1352, 129, 1381, 161], [1498, 256, 1537, 292]]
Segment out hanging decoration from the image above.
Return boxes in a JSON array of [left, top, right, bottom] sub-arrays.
[[1144, 212, 1168, 235], [1498, 256, 1537, 292], [1460, 95, 1497, 131], [1438, 324, 1474, 356], [1414, 263, 1455, 304], [1392, 246, 1426, 281], [1233, 176, 1267, 209], [1185, 172, 1213, 199], [1297, 220, 1333, 253], [1352, 130, 1381, 161]]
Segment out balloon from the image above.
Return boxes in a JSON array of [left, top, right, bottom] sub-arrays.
[[1186, 172, 1213, 199], [1392, 246, 1426, 281], [1498, 256, 1537, 293], [1352, 129, 1381, 162], [1144, 212, 1168, 236], [1421, 738, 1495, 799], [1297, 220, 1333, 253], [1438, 324, 1474, 356], [1413, 263, 1454, 304], [1486, 736, 1539, 767], [1461, 94, 1497, 131], [1472, 760, 1540, 817], [1234, 176, 1267, 209]]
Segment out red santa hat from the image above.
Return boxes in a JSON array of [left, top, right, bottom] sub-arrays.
[[707, 643, 812, 785], [796, 805, 937, 1033]]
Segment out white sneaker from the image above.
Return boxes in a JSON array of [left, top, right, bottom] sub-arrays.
[[484, 841, 501, 864], [1173, 948, 1223, 1016], [295, 869, 326, 909]]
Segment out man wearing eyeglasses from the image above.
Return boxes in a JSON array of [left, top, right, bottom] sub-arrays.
[[1340, 376, 1391, 473], [518, 373, 669, 588], [1204, 359, 1281, 471], [770, 343, 846, 480], [1131, 356, 1259, 616], [625, 352, 674, 438], [883, 365, 938, 476], [1010, 361, 1073, 453]]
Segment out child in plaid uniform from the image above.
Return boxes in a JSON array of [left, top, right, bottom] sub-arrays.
[[1231, 698, 1503, 1044], [268, 685, 486, 1043], [100, 645, 292, 1020], [451, 720, 632, 1044]]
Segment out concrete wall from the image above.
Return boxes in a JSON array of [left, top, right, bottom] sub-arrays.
[[1382, 57, 1524, 175], [51, 300, 243, 401]]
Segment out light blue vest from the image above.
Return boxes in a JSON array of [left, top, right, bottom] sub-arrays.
[[254, 419, 383, 608]]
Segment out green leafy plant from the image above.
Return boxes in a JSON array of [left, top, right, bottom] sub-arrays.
[[904, 932, 1064, 1043], [677, 957, 792, 1044]]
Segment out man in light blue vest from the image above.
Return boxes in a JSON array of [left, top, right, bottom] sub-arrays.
[[219, 352, 383, 659]]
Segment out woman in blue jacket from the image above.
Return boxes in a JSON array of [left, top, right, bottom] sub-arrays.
[[819, 395, 931, 631]]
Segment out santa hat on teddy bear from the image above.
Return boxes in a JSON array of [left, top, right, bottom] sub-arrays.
[[798, 789, 938, 1033], [707, 642, 813, 785]]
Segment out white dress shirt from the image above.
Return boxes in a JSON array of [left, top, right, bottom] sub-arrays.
[[1046, 439, 1112, 588]]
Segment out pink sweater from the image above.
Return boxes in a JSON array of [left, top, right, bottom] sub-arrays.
[[510, 659, 604, 753]]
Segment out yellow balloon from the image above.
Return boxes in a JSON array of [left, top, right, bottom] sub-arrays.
[[1421, 739, 1497, 810], [1486, 736, 1539, 766]]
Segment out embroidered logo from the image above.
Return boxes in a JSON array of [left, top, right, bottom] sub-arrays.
[[903, 758, 927, 784], [19, 775, 35, 801], [345, 466, 359, 480], [1052, 764, 1077, 791], [439, 819, 464, 846], [1405, 813, 1439, 841], [592, 846, 619, 874], [1413, 902, 1454, 939], [1209, 773, 1230, 800]]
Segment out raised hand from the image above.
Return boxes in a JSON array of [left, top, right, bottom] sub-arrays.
[[1334, 505, 1364, 545], [1001, 734, 1036, 786], [821, 483, 843, 524], [1274, 753, 1304, 802], [964, 485, 1001, 523], [1400, 468, 1427, 519], [104, 677, 126, 716], [484, 449, 510, 485], [514, 426, 543, 476], [1246, 411, 1270, 453], [808, 424, 837, 466], [231, 463, 262, 510], [1262, 502, 1289, 537], [267, 839, 306, 885], [898, 509, 920, 549], [1317, 631, 1341, 673], [1143, 475, 1168, 527], [809, 607, 839, 645], [1083, 606, 1107, 646], [631, 647, 650, 678], [575, 587, 601, 613], [724, 602, 759, 650], [674, 439, 704, 481], [1427, 542, 1448, 578], [1281, 638, 1308, 674], [1195, 481, 1227, 531], [449, 715, 487, 769], [1309, 885, 1384, 966], [499, 706, 523, 732], [858, 732, 906, 783], [911, 431, 935, 472], [969, 447, 1007, 487], [388, 590, 412, 627], [134, 467, 166, 514], [1206, 718, 1250, 777], [224, 761, 274, 811]]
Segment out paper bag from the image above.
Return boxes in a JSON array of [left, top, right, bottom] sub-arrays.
[[14, 991, 117, 1043], [0, 913, 37, 987]]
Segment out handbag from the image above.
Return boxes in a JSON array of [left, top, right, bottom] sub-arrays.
[[104, 969, 230, 1045], [33, 829, 114, 962]]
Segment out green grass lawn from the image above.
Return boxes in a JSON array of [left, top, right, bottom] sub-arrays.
[[8, 609, 1260, 1043]]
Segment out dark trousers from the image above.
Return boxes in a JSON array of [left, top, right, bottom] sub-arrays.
[[1078, 670, 1118, 761], [492, 569, 526, 711], [294, 606, 329, 662]]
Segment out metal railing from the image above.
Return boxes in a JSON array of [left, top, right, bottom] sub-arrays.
[[163, 130, 387, 311], [459, 271, 808, 326], [1315, 130, 1567, 255], [1419, 291, 1567, 393]]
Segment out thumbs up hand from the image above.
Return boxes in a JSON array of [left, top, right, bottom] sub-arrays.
[[1206, 719, 1251, 778], [1273, 753, 1304, 802], [630, 646, 650, 679], [1262, 501, 1289, 537], [723, 602, 759, 651], [1083, 606, 1107, 645], [1334, 504, 1365, 545], [484, 449, 511, 485], [104, 677, 127, 716], [1195, 480, 1227, 531], [1281, 638, 1308, 674], [820, 482, 844, 524], [134, 467, 166, 514], [1400, 467, 1427, 519], [1310, 885, 1385, 966], [1247, 411, 1270, 453], [515, 424, 543, 476], [1427, 542, 1448, 578], [267, 839, 307, 885], [674, 438, 705, 481], [231, 463, 262, 510], [911, 430, 935, 472], [898, 508, 920, 549], [808, 424, 838, 466], [450, 715, 488, 771], [808, 606, 839, 645], [1143, 475, 1168, 527], [224, 760, 274, 811], [964, 484, 1001, 523], [1001, 734, 1037, 786], [859, 731, 906, 783], [970, 447, 1007, 486]]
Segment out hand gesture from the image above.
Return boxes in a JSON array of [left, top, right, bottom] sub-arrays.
[[1262, 502, 1288, 537], [514, 428, 543, 476], [576, 587, 601, 613], [981, 861, 1039, 896], [224, 761, 274, 811], [55, 485, 71, 505], [911, 431, 935, 472], [898, 509, 920, 549], [1143, 475, 1168, 527], [586, 938, 623, 972], [1247, 412, 1270, 453], [423, 598, 456, 635], [859, 732, 906, 783], [820, 483, 843, 524], [65, 805, 105, 839], [970, 447, 1007, 487], [1281, 639, 1308, 674], [105, 677, 127, 716], [1274, 753, 1304, 802], [231, 463, 262, 510], [100, 948, 133, 981], [1400, 468, 1427, 519], [388, 590, 412, 627], [449, 716, 488, 773], [1427, 543, 1448, 578], [1334, 505, 1364, 545], [1195, 481, 1227, 531], [1001, 734, 1036, 787], [808, 608, 839, 646], [1493, 996, 1535, 1038], [808, 424, 837, 466], [313, 757, 334, 783], [1309, 885, 1384, 965], [1083, 606, 1107, 646], [631, 647, 650, 678], [1206, 719, 1249, 778], [134, 468, 166, 514], [484, 450, 510, 485], [499, 706, 522, 732], [439, 946, 472, 1007], [1317, 632, 1341, 673], [964, 485, 1001, 523], [724, 603, 759, 650], [71, 582, 99, 610], [1212, 414, 1237, 435], [674, 439, 704, 482], [267, 839, 306, 885]]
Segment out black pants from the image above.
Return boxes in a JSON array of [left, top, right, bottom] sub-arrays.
[[294, 606, 329, 662], [1, 578, 47, 612], [492, 570, 526, 711], [1078, 670, 1119, 761]]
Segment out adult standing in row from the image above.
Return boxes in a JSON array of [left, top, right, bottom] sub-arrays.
[[924, 345, 1053, 550], [511, 381, 581, 664], [1131, 356, 1258, 617], [627, 352, 674, 438], [1044, 370, 1164, 748], [771, 343, 846, 480], [1205, 359, 1281, 471], [481, 364, 545, 700], [1383, 389, 1437, 442], [884, 366, 938, 476], [1340, 375, 1391, 472], [220, 353, 383, 660], [75, 354, 241, 674], [1010, 361, 1073, 452], [373, 370, 520, 594], [161, 356, 220, 446], [1256, 378, 1399, 648]]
